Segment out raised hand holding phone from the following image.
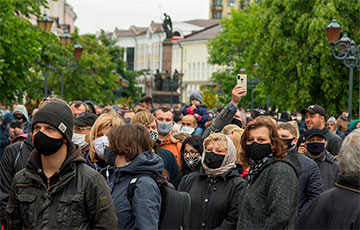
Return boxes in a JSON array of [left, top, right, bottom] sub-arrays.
[[237, 74, 247, 95]]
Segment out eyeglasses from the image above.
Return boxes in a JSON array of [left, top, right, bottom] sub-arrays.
[[183, 150, 199, 157], [74, 127, 91, 133]]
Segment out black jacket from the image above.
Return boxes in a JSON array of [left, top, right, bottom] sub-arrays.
[[0, 135, 34, 227], [296, 174, 360, 229], [156, 147, 181, 188], [6, 143, 118, 229], [237, 157, 300, 230], [312, 150, 339, 191], [178, 167, 245, 229], [286, 147, 324, 216]]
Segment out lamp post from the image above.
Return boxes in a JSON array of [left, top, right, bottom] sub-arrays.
[[37, 15, 83, 98], [326, 18, 360, 121], [249, 78, 258, 118]]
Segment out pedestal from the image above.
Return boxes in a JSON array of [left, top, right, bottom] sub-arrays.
[[152, 91, 179, 104]]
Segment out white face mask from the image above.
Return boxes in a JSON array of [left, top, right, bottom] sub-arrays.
[[296, 116, 302, 121], [179, 125, 195, 135], [93, 135, 109, 159], [72, 133, 89, 149], [345, 112, 349, 118]]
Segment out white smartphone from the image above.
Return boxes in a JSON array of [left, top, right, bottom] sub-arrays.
[[237, 74, 247, 91]]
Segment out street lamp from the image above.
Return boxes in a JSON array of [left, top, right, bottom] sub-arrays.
[[37, 16, 83, 98], [326, 18, 360, 121], [249, 78, 258, 118], [59, 30, 72, 44], [37, 13, 53, 32]]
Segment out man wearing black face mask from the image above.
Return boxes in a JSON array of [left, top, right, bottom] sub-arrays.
[[304, 128, 339, 191], [277, 122, 324, 216], [7, 101, 118, 229]]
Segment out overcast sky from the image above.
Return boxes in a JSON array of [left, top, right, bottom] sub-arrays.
[[66, 0, 209, 34]]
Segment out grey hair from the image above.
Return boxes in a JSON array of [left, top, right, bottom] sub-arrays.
[[338, 129, 360, 177]]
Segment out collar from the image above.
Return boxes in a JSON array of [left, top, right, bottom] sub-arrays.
[[335, 174, 360, 193], [160, 134, 179, 145]]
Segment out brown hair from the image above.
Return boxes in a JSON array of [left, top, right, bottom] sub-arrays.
[[154, 106, 174, 119], [131, 110, 155, 127], [241, 116, 287, 167], [108, 124, 153, 161]]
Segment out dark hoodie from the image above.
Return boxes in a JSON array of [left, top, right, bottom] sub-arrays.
[[0, 134, 33, 227], [111, 150, 164, 229], [6, 143, 118, 229], [237, 157, 300, 230], [0, 112, 12, 159]]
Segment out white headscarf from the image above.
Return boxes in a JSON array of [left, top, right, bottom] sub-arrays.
[[202, 135, 237, 177]]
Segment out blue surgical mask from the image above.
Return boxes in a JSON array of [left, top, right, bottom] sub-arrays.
[[157, 122, 173, 135]]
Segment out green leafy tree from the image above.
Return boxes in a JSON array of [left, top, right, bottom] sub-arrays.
[[0, 0, 68, 104], [208, 0, 360, 117]]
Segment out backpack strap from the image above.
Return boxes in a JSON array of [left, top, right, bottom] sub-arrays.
[[13, 141, 24, 170], [127, 174, 158, 205]]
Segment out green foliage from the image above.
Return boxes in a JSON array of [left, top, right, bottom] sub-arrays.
[[0, 0, 67, 104], [200, 86, 217, 109], [208, 0, 360, 117]]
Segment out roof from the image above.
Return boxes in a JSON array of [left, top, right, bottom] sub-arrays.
[[183, 24, 221, 42], [114, 28, 136, 37], [151, 21, 163, 32], [184, 19, 220, 28]]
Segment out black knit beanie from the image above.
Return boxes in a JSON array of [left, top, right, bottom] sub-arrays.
[[32, 101, 73, 143]]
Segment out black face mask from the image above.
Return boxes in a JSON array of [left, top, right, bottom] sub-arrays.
[[204, 151, 225, 169], [231, 118, 243, 128], [282, 138, 295, 150], [33, 131, 64, 156], [306, 142, 325, 156], [104, 147, 117, 166], [245, 142, 272, 161]]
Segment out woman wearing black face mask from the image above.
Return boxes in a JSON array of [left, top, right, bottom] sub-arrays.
[[178, 133, 245, 229], [179, 136, 204, 177], [237, 116, 300, 230]]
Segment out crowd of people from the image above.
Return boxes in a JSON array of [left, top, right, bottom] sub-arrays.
[[0, 85, 359, 229]]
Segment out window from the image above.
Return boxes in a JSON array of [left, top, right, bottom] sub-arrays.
[[227, 0, 235, 6], [213, 12, 222, 19], [173, 31, 181, 37], [214, 0, 222, 6], [126, 47, 135, 70], [202, 63, 205, 80], [193, 63, 196, 80]]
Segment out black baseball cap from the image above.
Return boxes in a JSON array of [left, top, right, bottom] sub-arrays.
[[74, 112, 97, 127], [301, 105, 326, 117], [305, 128, 326, 141]]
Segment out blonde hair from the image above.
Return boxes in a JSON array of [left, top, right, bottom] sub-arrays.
[[89, 113, 124, 162], [131, 110, 155, 127], [222, 124, 244, 163], [204, 132, 228, 150]]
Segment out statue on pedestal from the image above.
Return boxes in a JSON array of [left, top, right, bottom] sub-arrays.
[[163, 13, 173, 40]]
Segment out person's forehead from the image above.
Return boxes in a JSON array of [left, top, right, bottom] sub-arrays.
[[207, 140, 226, 149], [278, 128, 292, 136], [182, 115, 195, 123], [156, 110, 173, 118], [307, 135, 325, 141], [34, 122, 55, 128]]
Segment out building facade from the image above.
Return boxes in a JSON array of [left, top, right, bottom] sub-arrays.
[[114, 19, 219, 99], [30, 0, 77, 36], [209, 0, 251, 19], [172, 24, 224, 103]]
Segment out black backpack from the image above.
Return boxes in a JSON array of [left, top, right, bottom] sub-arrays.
[[127, 174, 191, 230]]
